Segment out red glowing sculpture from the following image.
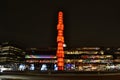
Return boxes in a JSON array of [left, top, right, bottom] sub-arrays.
[[56, 11, 64, 70]]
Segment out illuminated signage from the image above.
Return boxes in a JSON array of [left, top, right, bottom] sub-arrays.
[[25, 55, 56, 59]]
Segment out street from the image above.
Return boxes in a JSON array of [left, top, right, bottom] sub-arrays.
[[1, 73, 120, 80]]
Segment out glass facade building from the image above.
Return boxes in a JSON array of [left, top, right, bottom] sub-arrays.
[[25, 48, 57, 71], [64, 47, 111, 71], [1, 43, 120, 72], [25, 47, 120, 71], [0, 42, 25, 71]]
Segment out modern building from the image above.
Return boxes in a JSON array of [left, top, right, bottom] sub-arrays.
[[25, 48, 57, 71], [0, 42, 25, 71], [64, 47, 114, 71], [24, 47, 120, 71], [1, 42, 119, 72], [112, 47, 120, 70]]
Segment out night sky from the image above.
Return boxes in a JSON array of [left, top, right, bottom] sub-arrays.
[[0, 0, 120, 48]]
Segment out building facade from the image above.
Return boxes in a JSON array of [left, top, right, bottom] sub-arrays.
[[25, 48, 57, 71], [24, 47, 120, 71], [64, 47, 112, 71], [1, 44, 120, 72], [0, 42, 25, 71]]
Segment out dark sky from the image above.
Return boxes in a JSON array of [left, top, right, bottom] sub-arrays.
[[0, 0, 120, 48]]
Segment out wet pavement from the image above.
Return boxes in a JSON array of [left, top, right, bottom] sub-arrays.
[[1, 71, 120, 80], [0, 74, 120, 80]]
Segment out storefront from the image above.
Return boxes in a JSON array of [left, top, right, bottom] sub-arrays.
[[25, 55, 57, 71]]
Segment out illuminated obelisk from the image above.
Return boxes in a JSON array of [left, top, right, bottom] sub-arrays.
[[56, 11, 64, 70]]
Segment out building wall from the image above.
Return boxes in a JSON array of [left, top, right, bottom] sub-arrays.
[[0, 42, 25, 64]]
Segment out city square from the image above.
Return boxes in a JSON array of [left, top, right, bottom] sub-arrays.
[[0, 0, 120, 80]]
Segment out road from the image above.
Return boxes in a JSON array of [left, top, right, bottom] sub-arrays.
[[0, 75, 48, 80], [1, 73, 120, 80]]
